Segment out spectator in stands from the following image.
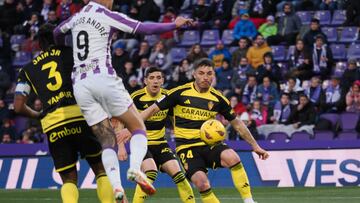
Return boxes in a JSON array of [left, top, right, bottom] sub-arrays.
[[122, 61, 137, 88], [22, 26, 41, 54], [112, 41, 130, 78], [256, 52, 282, 85], [267, 2, 301, 45], [250, 100, 268, 126], [346, 80, 360, 112], [46, 10, 59, 25], [1, 133, 13, 144], [231, 56, 252, 91], [20, 0, 41, 21], [231, 36, 249, 68], [22, 12, 42, 37], [231, 0, 248, 18], [319, 0, 338, 12], [302, 18, 327, 48], [242, 74, 258, 105], [341, 59, 360, 93], [136, 57, 151, 84], [172, 59, 193, 86], [19, 129, 34, 144], [298, 0, 317, 11], [304, 76, 325, 109], [0, 0, 20, 34], [0, 100, 11, 125], [159, 7, 177, 47], [131, 41, 151, 69], [232, 10, 257, 43], [311, 34, 333, 80], [246, 34, 271, 69], [127, 75, 141, 94], [248, 0, 277, 27], [149, 40, 172, 73], [215, 59, 233, 95], [256, 76, 279, 107], [282, 77, 303, 105], [40, 0, 56, 22], [288, 39, 312, 80], [258, 15, 277, 39], [230, 95, 247, 115], [56, 0, 80, 22], [26, 98, 42, 133], [0, 65, 11, 100], [344, 0, 360, 26], [187, 43, 208, 63], [209, 0, 234, 30], [208, 40, 231, 69], [0, 119, 16, 141], [192, 0, 211, 28], [322, 76, 344, 113]]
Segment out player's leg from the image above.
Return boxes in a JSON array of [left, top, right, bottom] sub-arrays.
[[161, 160, 195, 203], [59, 169, 79, 203], [220, 148, 255, 203], [190, 171, 219, 203], [133, 157, 157, 203]]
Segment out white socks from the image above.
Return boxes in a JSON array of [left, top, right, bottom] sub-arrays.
[[102, 148, 123, 190], [129, 131, 148, 171], [244, 198, 255, 203]]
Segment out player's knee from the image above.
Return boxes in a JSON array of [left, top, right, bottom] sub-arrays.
[[192, 174, 211, 191], [221, 149, 241, 167]]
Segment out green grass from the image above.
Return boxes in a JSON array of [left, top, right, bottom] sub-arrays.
[[0, 187, 359, 203]]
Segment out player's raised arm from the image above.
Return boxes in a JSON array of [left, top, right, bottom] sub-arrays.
[[53, 15, 75, 45], [230, 119, 269, 160]]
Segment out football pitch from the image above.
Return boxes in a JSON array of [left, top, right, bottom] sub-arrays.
[[0, 187, 359, 203]]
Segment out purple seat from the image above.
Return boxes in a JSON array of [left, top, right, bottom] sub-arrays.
[[339, 27, 359, 43], [144, 34, 159, 47], [271, 45, 286, 61], [314, 131, 334, 140], [291, 132, 311, 141], [330, 44, 346, 60], [14, 116, 29, 135], [286, 45, 295, 60], [322, 27, 338, 42], [337, 132, 359, 140], [277, 62, 289, 79], [340, 112, 359, 131], [180, 30, 200, 46], [12, 51, 32, 66], [320, 113, 339, 126], [267, 132, 288, 142], [221, 29, 234, 45], [296, 11, 313, 25], [200, 30, 220, 46], [347, 43, 360, 59], [314, 10, 331, 25], [331, 10, 346, 26], [10, 34, 26, 52], [170, 47, 187, 64], [333, 62, 347, 77]]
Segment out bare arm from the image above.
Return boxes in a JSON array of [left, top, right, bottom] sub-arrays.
[[14, 94, 41, 118], [140, 103, 161, 121]]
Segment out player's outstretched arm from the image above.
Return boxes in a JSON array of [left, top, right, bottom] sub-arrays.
[[135, 16, 194, 35], [14, 94, 41, 119], [140, 103, 161, 121], [230, 118, 269, 160]]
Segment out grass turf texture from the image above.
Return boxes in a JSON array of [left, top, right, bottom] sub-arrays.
[[0, 187, 359, 203]]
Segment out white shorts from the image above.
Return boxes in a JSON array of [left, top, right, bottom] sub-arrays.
[[73, 75, 133, 126]]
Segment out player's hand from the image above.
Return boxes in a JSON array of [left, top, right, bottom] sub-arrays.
[[175, 16, 194, 28], [118, 143, 128, 161], [252, 145, 269, 160], [116, 128, 131, 144]]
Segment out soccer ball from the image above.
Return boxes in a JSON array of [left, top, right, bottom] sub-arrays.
[[200, 119, 226, 145]]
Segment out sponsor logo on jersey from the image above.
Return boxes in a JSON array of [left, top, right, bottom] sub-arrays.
[[49, 126, 82, 143]]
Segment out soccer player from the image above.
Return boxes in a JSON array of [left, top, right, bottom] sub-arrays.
[[53, 0, 193, 199], [138, 58, 270, 203], [118, 67, 195, 203], [14, 24, 116, 203]]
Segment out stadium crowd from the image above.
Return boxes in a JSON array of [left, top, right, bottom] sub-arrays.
[[0, 0, 360, 143]]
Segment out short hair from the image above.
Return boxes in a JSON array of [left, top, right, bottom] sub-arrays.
[[38, 23, 56, 51], [311, 18, 320, 24], [193, 58, 214, 70], [299, 94, 309, 100], [281, 92, 290, 98], [263, 51, 273, 59], [145, 66, 163, 78]]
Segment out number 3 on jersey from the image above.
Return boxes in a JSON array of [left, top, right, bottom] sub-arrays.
[[41, 61, 62, 91]]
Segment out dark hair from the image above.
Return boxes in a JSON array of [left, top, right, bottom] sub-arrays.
[[263, 51, 273, 59], [38, 23, 56, 51], [193, 58, 214, 70], [145, 66, 164, 78], [283, 2, 292, 9], [281, 92, 290, 98], [311, 18, 320, 24], [299, 94, 308, 99]]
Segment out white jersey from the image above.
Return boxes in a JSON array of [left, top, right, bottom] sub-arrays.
[[56, 1, 140, 83]]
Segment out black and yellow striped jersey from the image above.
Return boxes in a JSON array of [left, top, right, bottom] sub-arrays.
[[16, 46, 85, 133], [155, 82, 236, 152], [131, 87, 169, 145]]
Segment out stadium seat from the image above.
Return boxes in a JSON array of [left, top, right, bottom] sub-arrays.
[[322, 27, 338, 42], [296, 11, 313, 25], [180, 30, 200, 46], [340, 112, 359, 131], [320, 113, 340, 126], [170, 47, 187, 64], [286, 45, 295, 60], [314, 131, 334, 140], [291, 132, 311, 141], [221, 29, 234, 45], [10, 34, 26, 52], [144, 34, 160, 47], [333, 61, 347, 77], [271, 45, 286, 61], [14, 116, 29, 135], [330, 44, 346, 60], [337, 132, 359, 140], [314, 10, 331, 25], [339, 27, 359, 43], [200, 29, 220, 46], [347, 43, 360, 59], [267, 132, 288, 142], [12, 51, 32, 66], [331, 10, 346, 26]]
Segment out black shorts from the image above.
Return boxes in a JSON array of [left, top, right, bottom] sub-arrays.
[[176, 143, 230, 179], [143, 143, 177, 170], [46, 121, 102, 173]]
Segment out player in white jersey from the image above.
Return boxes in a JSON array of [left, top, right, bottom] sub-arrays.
[[53, 0, 193, 201]]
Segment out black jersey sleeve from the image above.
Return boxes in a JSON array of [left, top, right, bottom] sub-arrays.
[[218, 96, 236, 121]]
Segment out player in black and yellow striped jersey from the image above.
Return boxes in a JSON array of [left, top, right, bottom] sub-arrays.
[[13, 24, 116, 203], [141, 58, 270, 203], [118, 67, 194, 203]]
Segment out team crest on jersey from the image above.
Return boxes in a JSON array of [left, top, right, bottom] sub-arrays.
[[208, 101, 214, 110]]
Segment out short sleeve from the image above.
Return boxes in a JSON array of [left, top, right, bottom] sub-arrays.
[[219, 96, 236, 121], [155, 89, 179, 110], [15, 69, 31, 96]]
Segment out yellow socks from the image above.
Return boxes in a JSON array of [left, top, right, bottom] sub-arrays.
[[172, 172, 195, 203], [230, 162, 253, 200], [199, 188, 220, 203], [96, 174, 115, 203], [132, 170, 157, 203], [61, 182, 79, 203]]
